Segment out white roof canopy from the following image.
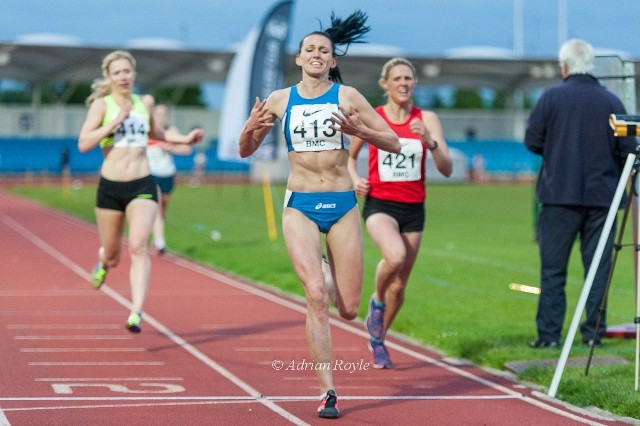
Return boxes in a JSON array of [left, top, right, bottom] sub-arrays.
[[0, 41, 636, 102]]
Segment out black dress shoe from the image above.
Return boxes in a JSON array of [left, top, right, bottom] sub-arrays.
[[529, 339, 559, 349], [582, 339, 602, 347]]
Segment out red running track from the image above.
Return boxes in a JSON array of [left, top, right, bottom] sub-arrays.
[[0, 190, 633, 425]]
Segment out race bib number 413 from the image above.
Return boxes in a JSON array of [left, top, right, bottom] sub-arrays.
[[288, 103, 343, 152], [378, 137, 423, 182]]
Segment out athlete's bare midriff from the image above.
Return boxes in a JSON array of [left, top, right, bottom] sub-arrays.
[[287, 150, 353, 192], [100, 147, 151, 181]]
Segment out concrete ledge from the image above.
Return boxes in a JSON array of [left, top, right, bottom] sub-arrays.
[[505, 356, 629, 375]]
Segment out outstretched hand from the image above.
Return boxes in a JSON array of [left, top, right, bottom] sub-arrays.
[[187, 128, 205, 144], [331, 106, 364, 137], [246, 97, 275, 132]]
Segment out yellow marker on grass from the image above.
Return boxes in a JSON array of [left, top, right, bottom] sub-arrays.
[[508, 283, 541, 295], [262, 171, 278, 241]]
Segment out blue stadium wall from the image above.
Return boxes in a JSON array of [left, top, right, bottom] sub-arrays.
[[0, 137, 249, 175], [0, 137, 540, 176]]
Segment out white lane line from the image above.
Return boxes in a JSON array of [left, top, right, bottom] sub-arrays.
[[29, 362, 164, 366], [273, 394, 523, 401], [21, 348, 145, 353], [0, 409, 9, 426], [0, 399, 260, 413], [234, 346, 358, 352], [0, 311, 123, 316], [14, 336, 131, 340], [0, 394, 519, 402], [0, 290, 100, 296], [1, 213, 96, 285], [1, 212, 309, 426], [8, 324, 120, 330], [35, 377, 183, 382], [199, 324, 306, 332], [211, 335, 306, 340]]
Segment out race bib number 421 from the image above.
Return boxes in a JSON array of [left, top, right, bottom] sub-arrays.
[[378, 137, 423, 182]]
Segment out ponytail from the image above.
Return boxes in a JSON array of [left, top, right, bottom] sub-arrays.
[[299, 10, 370, 84]]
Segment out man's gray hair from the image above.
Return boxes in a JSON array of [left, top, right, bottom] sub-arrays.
[[559, 38, 594, 75]]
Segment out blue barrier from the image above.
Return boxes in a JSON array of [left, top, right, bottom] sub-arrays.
[[0, 137, 539, 175], [0, 137, 249, 174], [448, 140, 540, 174]]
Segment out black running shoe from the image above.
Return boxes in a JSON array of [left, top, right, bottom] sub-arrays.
[[529, 338, 559, 349], [317, 389, 339, 419]]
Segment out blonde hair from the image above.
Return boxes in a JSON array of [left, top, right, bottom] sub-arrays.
[[85, 50, 136, 106], [380, 57, 416, 80]]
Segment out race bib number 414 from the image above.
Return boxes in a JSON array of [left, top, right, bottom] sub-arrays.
[[113, 115, 149, 148]]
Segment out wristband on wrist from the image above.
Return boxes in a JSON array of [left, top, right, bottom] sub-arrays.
[[428, 140, 439, 151]]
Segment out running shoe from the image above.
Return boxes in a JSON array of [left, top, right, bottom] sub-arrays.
[[91, 263, 107, 289], [317, 389, 339, 419], [365, 296, 385, 341], [154, 240, 166, 256], [369, 339, 393, 369], [528, 338, 559, 349], [126, 313, 142, 333]]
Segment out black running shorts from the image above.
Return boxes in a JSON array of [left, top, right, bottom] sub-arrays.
[[362, 196, 425, 233], [96, 175, 158, 212]]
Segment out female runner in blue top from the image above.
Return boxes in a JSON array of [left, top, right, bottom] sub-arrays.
[[239, 11, 400, 419]]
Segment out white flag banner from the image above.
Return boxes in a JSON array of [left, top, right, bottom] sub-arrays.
[[217, 1, 294, 161], [217, 28, 258, 162]]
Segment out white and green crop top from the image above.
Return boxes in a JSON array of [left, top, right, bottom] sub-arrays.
[[99, 94, 150, 149]]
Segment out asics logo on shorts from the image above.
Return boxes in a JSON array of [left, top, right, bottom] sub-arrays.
[[315, 202, 337, 210]]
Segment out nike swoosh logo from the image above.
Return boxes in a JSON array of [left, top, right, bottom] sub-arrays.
[[302, 108, 323, 116]]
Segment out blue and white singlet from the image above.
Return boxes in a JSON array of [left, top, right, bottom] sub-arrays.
[[283, 83, 348, 152]]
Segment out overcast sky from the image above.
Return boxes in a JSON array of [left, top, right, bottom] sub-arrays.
[[2, 0, 640, 59]]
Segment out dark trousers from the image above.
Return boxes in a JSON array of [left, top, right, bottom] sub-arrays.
[[535, 205, 613, 343]]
